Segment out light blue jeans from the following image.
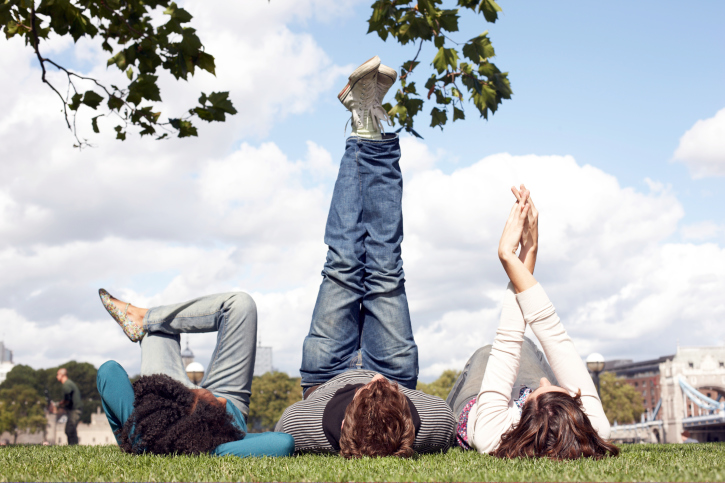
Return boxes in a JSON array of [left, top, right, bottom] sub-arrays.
[[446, 337, 559, 417], [139, 292, 257, 416], [300, 134, 419, 390]]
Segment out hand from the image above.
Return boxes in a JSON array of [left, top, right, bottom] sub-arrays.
[[498, 196, 529, 262], [511, 184, 538, 274], [497, 192, 538, 293]]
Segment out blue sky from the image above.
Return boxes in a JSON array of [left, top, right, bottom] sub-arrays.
[[272, 0, 725, 226]]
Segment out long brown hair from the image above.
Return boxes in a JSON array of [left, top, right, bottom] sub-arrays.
[[492, 390, 619, 460], [339, 379, 415, 458]]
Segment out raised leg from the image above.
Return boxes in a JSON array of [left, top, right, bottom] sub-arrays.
[[141, 292, 258, 416], [300, 138, 367, 388], [358, 135, 418, 389]]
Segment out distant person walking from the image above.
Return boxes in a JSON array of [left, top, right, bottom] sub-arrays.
[[56, 368, 82, 445]]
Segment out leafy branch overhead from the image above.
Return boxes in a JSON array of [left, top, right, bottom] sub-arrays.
[[368, 0, 513, 136], [0, 0, 236, 147]]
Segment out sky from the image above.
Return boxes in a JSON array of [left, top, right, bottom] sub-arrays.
[[1, 0, 724, 381]]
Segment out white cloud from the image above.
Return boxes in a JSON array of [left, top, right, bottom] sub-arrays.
[[680, 221, 725, 242], [673, 108, 725, 178], [2, 135, 724, 380]]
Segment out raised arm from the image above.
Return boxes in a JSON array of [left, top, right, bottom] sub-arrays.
[[503, 187, 609, 438], [470, 193, 533, 453]]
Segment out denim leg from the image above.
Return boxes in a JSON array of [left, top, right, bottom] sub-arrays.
[[358, 135, 418, 389], [300, 138, 366, 387], [300, 135, 418, 389], [140, 292, 257, 417], [514, 336, 559, 394], [446, 346, 492, 417], [445, 337, 560, 418]]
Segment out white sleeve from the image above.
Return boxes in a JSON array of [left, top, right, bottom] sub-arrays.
[[470, 283, 525, 454], [516, 283, 611, 439]]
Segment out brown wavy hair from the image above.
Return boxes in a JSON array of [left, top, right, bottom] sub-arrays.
[[339, 378, 415, 458], [492, 390, 619, 460], [118, 374, 243, 455]]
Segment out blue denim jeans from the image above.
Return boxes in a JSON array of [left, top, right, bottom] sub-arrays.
[[139, 292, 257, 416], [300, 134, 419, 390]]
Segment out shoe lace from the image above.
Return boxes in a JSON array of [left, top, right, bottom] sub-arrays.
[[348, 77, 392, 134]]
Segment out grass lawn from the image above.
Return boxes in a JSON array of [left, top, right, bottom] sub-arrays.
[[1, 443, 723, 482]]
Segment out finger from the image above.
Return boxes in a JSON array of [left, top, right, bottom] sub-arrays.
[[511, 186, 522, 202]]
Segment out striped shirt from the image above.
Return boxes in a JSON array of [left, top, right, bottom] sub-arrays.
[[275, 370, 456, 454]]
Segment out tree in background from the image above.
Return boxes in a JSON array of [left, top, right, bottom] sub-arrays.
[[0, 361, 101, 424], [599, 372, 644, 425], [1, 0, 236, 146], [416, 369, 461, 400], [369, 0, 512, 136], [247, 371, 302, 433], [0, 384, 47, 443], [1, 0, 510, 145]]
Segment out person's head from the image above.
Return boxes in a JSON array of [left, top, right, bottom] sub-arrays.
[[118, 374, 242, 455], [493, 378, 619, 460], [56, 368, 68, 383], [339, 376, 415, 458]]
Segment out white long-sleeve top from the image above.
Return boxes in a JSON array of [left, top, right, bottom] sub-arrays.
[[468, 282, 610, 454]]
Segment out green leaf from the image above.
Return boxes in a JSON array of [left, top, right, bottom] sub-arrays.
[[68, 93, 83, 111], [207, 92, 237, 114], [462, 32, 495, 63], [196, 52, 216, 75], [401, 60, 420, 74], [127, 75, 161, 105], [126, 67, 133, 81], [91, 115, 102, 133], [430, 107, 447, 128], [453, 107, 465, 121], [169, 118, 198, 137], [82, 91, 104, 110], [107, 95, 124, 110], [107, 51, 126, 70], [164, 2, 194, 23], [114, 125, 126, 141], [432, 47, 459, 74], [479, 0, 503, 23], [438, 9, 459, 32]]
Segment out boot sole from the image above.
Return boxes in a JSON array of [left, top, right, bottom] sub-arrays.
[[349, 56, 381, 85], [378, 64, 397, 83]]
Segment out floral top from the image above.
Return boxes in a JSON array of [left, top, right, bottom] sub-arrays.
[[456, 386, 531, 450]]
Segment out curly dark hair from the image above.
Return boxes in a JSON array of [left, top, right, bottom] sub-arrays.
[[339, 378, 415, 458], [118, 374, 243, 455], [492, 390, 620, 460]]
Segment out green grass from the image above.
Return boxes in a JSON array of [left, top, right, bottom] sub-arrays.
[[1, 443, 724, 482]]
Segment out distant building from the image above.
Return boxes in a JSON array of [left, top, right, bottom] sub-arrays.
[[604, 355, 675, 419], [254, 342, 273, 376], [181, 339, 195, 369], [1, 407, 116, 446], [0, 341, 15, 385]]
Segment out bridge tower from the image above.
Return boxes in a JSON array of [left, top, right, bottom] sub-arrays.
[[659, 346, 725, 443]]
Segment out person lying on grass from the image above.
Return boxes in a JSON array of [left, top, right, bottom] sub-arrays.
[[96, 290, 294, 457], [274, 55, 456, 458], [445, 186, 620, 459]]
